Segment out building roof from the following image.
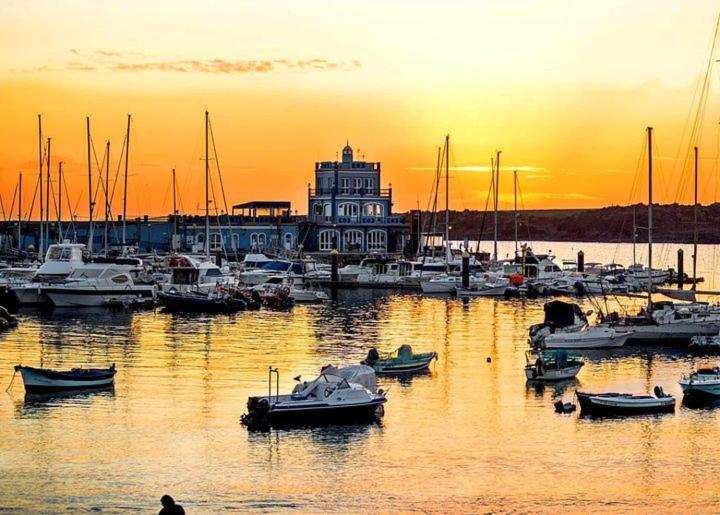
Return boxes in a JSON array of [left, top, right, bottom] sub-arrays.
[[232, 201, 291, 210]]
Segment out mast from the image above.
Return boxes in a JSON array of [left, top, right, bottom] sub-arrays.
[[632, 206, 637, 266], [17, 172, 22, 251], [104, 140, 110, 256], [693, 145, 699, 289], [57, 161, 63, 240], [513, 169, 518, 254], [493, 150, 501, 262], [45, 137, 51, 249], [172, 168, 178, 252], [38, 114, 43, 259], [647, 127, 653, 310], [444, 134, 450, 262], [122, 114, 131, 248], [86, 116, 94, 253], [205, 110, 210, 258]]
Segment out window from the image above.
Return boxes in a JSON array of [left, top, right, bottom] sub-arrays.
[[284, 233, 293, 250], [250, 233, 258, 248], [197, 233, 205, 244], [319, 230, 339, 251], [210, 233, 223, 251], [364, 177, 374, 193], [111, 274, 129, 284], [363, 203, 383, 217], [338, 203, 359, 218], [354, 177, 362, 193], [343, 230, 363, 251], [313, 203, 323, 215], [341, 177, 350, 194], [231, 234, 239, 251], [367, 230, 386, 251], [323, 203, 332, 217], [258, 233, 266, 248]]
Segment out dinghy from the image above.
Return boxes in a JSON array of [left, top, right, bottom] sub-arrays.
[[525, 350, 584, 381], [362, 345, 437, 375], [679, 366, 720, 399], [241, 365, 386, 428], [157, 289, 248, 313], [14, 364, 116, 393], [576, 386, 675, 416]]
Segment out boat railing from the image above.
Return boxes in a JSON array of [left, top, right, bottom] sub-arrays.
[[268, 366, 279, 404]]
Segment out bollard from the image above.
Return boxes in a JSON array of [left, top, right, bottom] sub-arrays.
[[461, 249, 470, 289], [677, 248, 684, 289], [331, 248, 339, 283], [577, 250, 584, 273]]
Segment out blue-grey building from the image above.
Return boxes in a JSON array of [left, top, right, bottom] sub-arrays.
[[300, 143, 408, 253]]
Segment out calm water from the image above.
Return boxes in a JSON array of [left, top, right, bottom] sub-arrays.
[[2, 242, 720, 513]]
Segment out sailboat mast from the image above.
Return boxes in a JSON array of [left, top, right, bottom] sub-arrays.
[[493, 150, 501, 262], [444, 134, 450, 261], [647, 127, 653, 310], [514, 168, 518, 254], [172, 168, 177, 252], [104, 140, 110, 256], [38, 115, 43, 259], [45, 137, 51, 249], [58, 161, 63, 239], [632, 206, 637, 266], [205, 110, 210, 258], [693, 145, 699, 288], [122, 114, 131, 248], [17, 172, 22, 251], [86, 116, 94, 253]]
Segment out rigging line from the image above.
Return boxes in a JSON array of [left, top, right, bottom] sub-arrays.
[[516, 175, 531, 245], [476, 166, 494, 251], [90, 138, 107, 215], [24, 175, 39, 224], [7, 183, 18, 224], [613, 132, 647, 264], [0, 191, 5, 221], [425, 145, 443, 261], [108, 134, 128, 207], [62, 171, 77, 240], [208, 119, 235, 260]]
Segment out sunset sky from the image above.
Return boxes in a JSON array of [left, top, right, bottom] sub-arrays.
[[2, 0, 720, 219]]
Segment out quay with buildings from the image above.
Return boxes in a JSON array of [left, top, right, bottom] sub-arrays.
[[0, 143, 412, 260]]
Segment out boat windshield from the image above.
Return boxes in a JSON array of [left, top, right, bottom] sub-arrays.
[[259, 261, 291, 271]]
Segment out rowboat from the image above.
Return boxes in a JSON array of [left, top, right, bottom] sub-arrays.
[[362, 345, 437, 375], [576, 387, 675, 416], [14, 364, 116, 393]]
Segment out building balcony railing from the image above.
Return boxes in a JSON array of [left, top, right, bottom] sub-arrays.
[[308, 188, 391, 197], [305, 215, 406, 225]]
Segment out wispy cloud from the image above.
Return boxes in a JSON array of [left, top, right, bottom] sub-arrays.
[[16, 50, 362, 75]]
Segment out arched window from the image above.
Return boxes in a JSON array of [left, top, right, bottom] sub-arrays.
[[258, 233, 266, 248], [284, 233, 293, 250], [196, 233, 205, 244], [210, 233, 223, 251], [338, 202, 359, 218], [364, 202, 383, 217], [367, 230, 386, 251], [343, 230, 363, 252], [231, 233, 239, 251], [318, 230, 339, 251], [250, 233, 258, 249], [313, 203, 323, 215], [323, 203, 332, 217]]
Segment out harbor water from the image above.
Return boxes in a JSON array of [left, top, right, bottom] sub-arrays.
[[2, 242, 720, 512]]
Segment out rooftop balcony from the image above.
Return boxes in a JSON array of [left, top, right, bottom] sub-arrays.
[[305, 215, 406, 225], [308, 188, 391, 197]]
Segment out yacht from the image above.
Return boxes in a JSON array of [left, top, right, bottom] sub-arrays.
[[12, 243, 87, 305], [239, 259, 299, 286], [41, 261, 156, 307], [159, 254, 235, 293], [602, 302, 720, 342], [251, 276, 329, 303]]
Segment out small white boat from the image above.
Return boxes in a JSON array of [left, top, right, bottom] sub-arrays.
[[577, 387, 675, 416], [241, 365, 386, 428], [251, 277, 328, 303], [543, 326, 632, 349], [525, 350, 583, 381], [14, 364, 116, 392], [679, 366, 720, 399]]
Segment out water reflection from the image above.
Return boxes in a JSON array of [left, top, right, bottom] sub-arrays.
[[15, 387, 116, 418]]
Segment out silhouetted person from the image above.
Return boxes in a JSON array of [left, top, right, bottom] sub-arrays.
[[159, 495, 185, 515]]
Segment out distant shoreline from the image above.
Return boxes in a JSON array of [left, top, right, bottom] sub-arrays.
[[413, 203, 720, 245]]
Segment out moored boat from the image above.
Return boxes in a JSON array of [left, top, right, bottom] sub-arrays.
[[241, 365, 386, 428], [576, 386, 675, 416], [362, 345, 437, 375], [157, 289, 250, 313], [543, 326, 632, 349], [14, 364, 116, 392], [679, 366, 720, 399], [525, 350, 584, 381]]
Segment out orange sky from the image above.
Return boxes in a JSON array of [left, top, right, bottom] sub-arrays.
[[2, 0, 720, 219]]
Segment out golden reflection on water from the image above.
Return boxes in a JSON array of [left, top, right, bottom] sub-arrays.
[[2, 267, 720, 510]]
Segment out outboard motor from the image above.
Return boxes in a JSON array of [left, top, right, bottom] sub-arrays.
[[654, 385, 666, 398]]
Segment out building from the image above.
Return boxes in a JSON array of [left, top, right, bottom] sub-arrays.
[[300, 143, 408, 253]]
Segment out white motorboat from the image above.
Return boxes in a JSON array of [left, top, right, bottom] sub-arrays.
[[679, 366, 720, 399], [160, 254, 235, 293], [42, 262, 156, 307], [14, 364, 116, 392], [602, 302, 720, 342], [543, 326, 632, 349], [577, 387, 675, 416], [252, 276, 329, 303], [528, 300, 590, 347], [241, 365, 386, 428], [239, 259, 298, 285], [524, 350, 584, 381], [239, 252, 270, 272], [12, 243, 87, 305]]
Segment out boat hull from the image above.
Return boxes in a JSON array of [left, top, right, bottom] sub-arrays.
[[525, 363, 583, 381], [46, 288, 155, 308], [157, 291, 245, 313], [576, 392, 675, 416], [17, 366, 116, 393], [374, 356, 437, 375], [11, 286, 49, 306], [679, 380, 720, 399], [544, 332, 631, 349]]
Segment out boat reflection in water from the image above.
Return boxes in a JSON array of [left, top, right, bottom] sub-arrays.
[[17, 386, 116, 417]]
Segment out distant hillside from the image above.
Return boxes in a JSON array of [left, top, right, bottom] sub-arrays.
[[411, 203, 720, 244]]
